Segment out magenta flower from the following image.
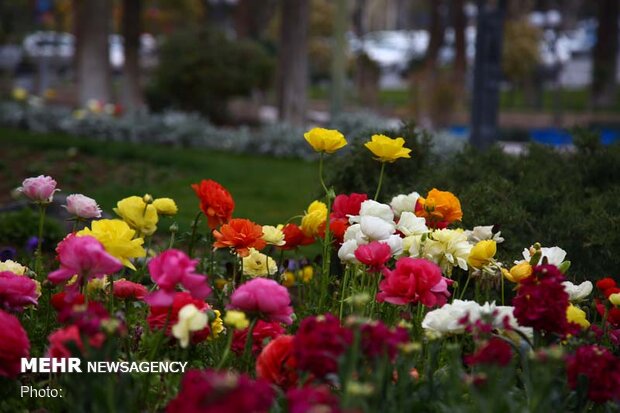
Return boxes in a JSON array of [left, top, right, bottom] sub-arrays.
[[0, 309, 30, 378], [64, 194, 102, 219], [145, 249, 212, 307], [48, 235, 123, 288], [229, 278, 294, 325], [354, 241, 392, 272], [0, 271, 38, 312], [18, 175, 58, 203]]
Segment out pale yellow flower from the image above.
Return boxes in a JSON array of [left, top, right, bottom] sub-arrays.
[[304, 128, 347, 153], [172, 304, 208, 348], [224, 310, 249, 330], [262, 225, 286, 246], [609, 293, 620, 307], [0, 260, 27, 275], [242, 248, 278, 277]]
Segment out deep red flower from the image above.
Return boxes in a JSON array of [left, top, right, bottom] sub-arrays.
[[51, 291, 85, 312], [191, 179, 235, 229], [329, 218, 349, 245], [354, 241, 392, 272], [166, 369, 275, 413], [331, 193, 367, 220], [360, 321, 409, 360], [465, 338, 513, 367], [47, 325, 104, 359], [213, 218, 266, 257], [256, 335, 298, 389], [280, 223, 314, 250], [293, 314, 353, 379], [595, 300, 620, 328], [148, 292, 212, 342], [286, 385, 341, 413], [0, 309, 30, 378], [58, 301, 110, 336], [566, 345, 620, 403], [232, 320, 285, 356], [113, 279, 148, 300], [596, 277, 617, 292], [0, 271, 38, 312]]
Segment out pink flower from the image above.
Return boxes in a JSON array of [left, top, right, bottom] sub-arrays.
[[377, 257, 451, 307], [64, 194, 102, 219], [331, 193, 367, 220], [113, 279, 148, 300], [228, 278, 293, 325], [465, 337, 513, 367], [359, 320, 409, 360], [145, 249, 212, 307], [0, 309, 30, 378], [286, 386, 341, 413], [18, 175, 58, 203], [354, 241, 392, 272], [47, 325, 105, 359], [48, 235, 123, 289], [232, 320, 285, 356], [0, 271, 38, 312]]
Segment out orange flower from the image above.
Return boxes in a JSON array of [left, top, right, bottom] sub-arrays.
[[213, 218, 266, 257], [191, 180, 234, 229], [415, 188, 462, 229]]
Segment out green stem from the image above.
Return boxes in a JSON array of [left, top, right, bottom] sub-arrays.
[[459, 273, 472, 300], [318, 153, 329, 194], [188, 211, 202, 258], [339, 266, 351, 320], [373, 162, 386, 201], [216, 329, 235, 370], [35, 204, 47, 278], [500, 272, 505, 306], [241, 318, 258, 372]]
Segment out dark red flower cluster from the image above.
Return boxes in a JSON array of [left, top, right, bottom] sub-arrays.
[[286, 385, 341, 413], [148, 292, 213, 343], [465, 338, 513, 367], [232, 320, 285, 356], [359, 320, 409, 360], [512, 265, 569, 335], [595, 277, 620, 328], [279, 223, 314, 250], [166, 369, 274, 413], [566, 345, 620, 403], [596, 277, 620, 298], [293, 313, 353, 379], [0, 309, 30, 378], [256, 335, 298, 389], [58, 300, 110, 336]]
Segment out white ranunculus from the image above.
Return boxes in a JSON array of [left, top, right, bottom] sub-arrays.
[[522, 246, 567, 266], [424, 229, 472, 275], [404, 235, 424, 257], [353, 200, 394, 223], [562, 280, 593, 302], [172, 304, 208, 348], [360, 216, 395, 241], [380, 234, 403, 256], [390, 192, 420, 218], [343, 224, 368, 244], [396, 212, 429, 237], [338, 239, 359, 263], [465, 225, 504, 244]]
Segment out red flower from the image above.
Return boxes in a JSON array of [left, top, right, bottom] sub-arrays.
[[329, 218, 349, 245], [51, 291, 85, 312], [0, 309, 30, 378], [360, 320, 409, 360], [376, 257, 451, 307], [354, 241, 392, 272], [596, 277, 617, 292], [596, 300, 620, 328], [58, 301, 110, 336], [148, 292, 212, 342], [465, 338, 513, 367], [566, 345, 620, 403], [47, 325, 104, 359], [0, 271, 38, 312], [213, 218, 266, 257], [191, 179, 235, 229], [286, 385, 341, 413], [280, 223, 314, 250], [113, 279, 148, 300], [166, 369, 275, 413], [256, 335, 298, 389], [232, 320, 285, 356], [331, 193, 367, 220], [293, 314, 353, 379], [512, 265, 569, 336]]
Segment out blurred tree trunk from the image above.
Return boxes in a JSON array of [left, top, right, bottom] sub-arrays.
[[277, 0, 309, 126], [122, 0, 142, 111], [234, 0, 278, 39], [424, 0, 444, 71], [75, 0, 111, 105], [591, 0, 618, 108], [453, 0, 466, 82]]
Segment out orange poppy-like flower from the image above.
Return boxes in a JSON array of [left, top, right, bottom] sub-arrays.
[[415, 188, 463, 229], [191, 179, 235, 229], [213, 218, 266, 257]]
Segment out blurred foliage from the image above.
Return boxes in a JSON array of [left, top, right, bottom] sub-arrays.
[[502, 19, 541, 85], [0, 207, 63, 254], [146, 27, 274, 123], [328, 125, 620, 279]]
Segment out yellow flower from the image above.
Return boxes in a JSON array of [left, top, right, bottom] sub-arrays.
[[467, 240, 497, 269], [172, 304, 208, 348], [209, 310, 224, 339], [281, 271, 296, 287], [78, 219, 146, 270], [300, 200, 327, 237], [566, 305, 590, 329], [242, 248, 278, 277], [298, 265, 314, 283], [0, 260, 27, 275], [364, 134, 411, 163], [303, 128, 347, 153], [224, 310, 249, 330], [262, 225, 286, 246], [214, 278, 229, 290], [502, 261, 533, 283], [153, 198, 178, 216], [67, 275, 109, 294], [609, 293, 620, 307], [113, 196, 159, 236], [12, 87, 27, 101]]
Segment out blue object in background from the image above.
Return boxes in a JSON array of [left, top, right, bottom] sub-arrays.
[[529, 128, 573, 145]]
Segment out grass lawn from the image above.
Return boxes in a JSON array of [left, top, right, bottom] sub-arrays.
[[0, 128, 321, 230]]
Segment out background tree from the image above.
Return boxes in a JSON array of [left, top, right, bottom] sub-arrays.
[[122, 0, 143, 110], [591, 0, 619, 108]]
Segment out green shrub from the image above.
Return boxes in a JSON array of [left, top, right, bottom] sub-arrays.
[[0, 207, 64, 255]]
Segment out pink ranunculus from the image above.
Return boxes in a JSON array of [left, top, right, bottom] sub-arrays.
[[113, 279, 148, 300], [48, 234, 123, 288], [377, 257, 451, 307], [47, 325, 105, 359], [64, 194, 102, 219], [0, 271, 38, 312], [0, 309, 30, 378], [145, 249, 212, 307], [354, 241, 392, 272], [228, 278, 294, 325], [18, 175, 58, 203]]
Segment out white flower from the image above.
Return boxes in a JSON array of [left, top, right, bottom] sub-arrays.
[[562, 280, 593, 302], [522, 246, 567, 266], [390, 192, 420, 218], [171, 304, 208, 348], [338, 239, 360, 263], [360, 216, 395, 240], [396, 212, 429, 237], [465, 225, 504, 244], [380, 234, 403, 256], [404, 235, 424, 257], [343, 224, 368, 244], [262, 225, 286, 246], [352, 200, 394, 223]]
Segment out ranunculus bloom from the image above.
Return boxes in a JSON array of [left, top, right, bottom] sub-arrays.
[[566, 345, 620, 403], [563, 280, 593, 302], [145, 249, 211, 306], [261, 225, 285, 246], [242, 248, 278, 277], [64, 194, 102, 219], [522, 246, 567, 267], [465, 338, 513, 367], [0, 259, 26, 275], [58, 301, 110, 336], [502, 261, 533, 283], [300, 201, 327, 238], [233, 320, 285, 356], [47, 325, 103, 359], [77, 219, 146, 270], [354, 241, 392, 272], [287, 386, 341, 413], [228, 278, 293, 325], [114, 195, 159, 236], [113, 278, 148, 300], [153, 198, 178, 216], [294, 314, 352, 379], [303, 128, 347, 154], [48, 235, 123, 291], [360, 320, 409, 360], [331, 193, 368, 220], [256, 335, 298, 389], [213, 218, 266, 257], [0, 309, 30, 378], [191, 179, 235, 229], [390, 192, 420, 218], [51, 291, 85, 312], [415, 188, 463, 229], [364, 134, 412, 162], [18, 175, 58, 203], [172, 304, 208, 348], [377, 257, 451, 307], [0, 271, 38, 312], [329, 218, 349, 244], [567, 304, 590, 329], [279, 223, 314, 250], [166, 369, 275, 413], [467, 240, 497, 269], [148, 292, 213, 342]]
